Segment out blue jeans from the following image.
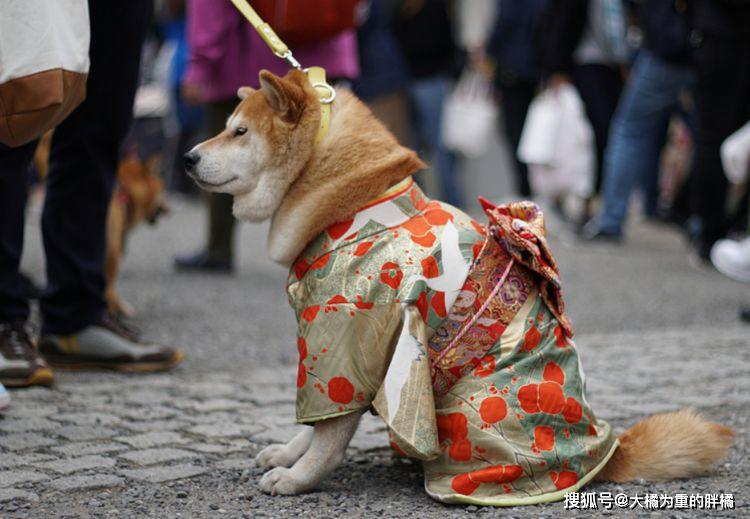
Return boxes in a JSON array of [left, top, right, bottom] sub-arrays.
[[597, 50, 694, 235], [408, 77, 462, 207]]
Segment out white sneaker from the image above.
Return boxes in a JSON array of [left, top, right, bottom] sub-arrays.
[[0, 383, 10, 412], [711, 237, 750, 283]]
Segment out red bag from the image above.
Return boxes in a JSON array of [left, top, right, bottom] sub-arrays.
[[251, 0, 361, 47]]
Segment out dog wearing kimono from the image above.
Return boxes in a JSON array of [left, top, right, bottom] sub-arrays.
[[184, 69, 734, 505]]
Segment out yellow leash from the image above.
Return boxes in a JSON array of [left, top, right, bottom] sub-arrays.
[[229, 0, 335, 146]]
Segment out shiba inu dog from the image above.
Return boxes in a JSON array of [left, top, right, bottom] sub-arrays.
[[185, 69, 733, 504], [105, 149, 168, 317], [34, 129, 168, 318]]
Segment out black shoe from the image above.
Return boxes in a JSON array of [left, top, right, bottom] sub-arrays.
[[174, 251, 233, 273], [578, 221, 623, 244], [740, 306, 750, 323], [0, 323, 55, 387]]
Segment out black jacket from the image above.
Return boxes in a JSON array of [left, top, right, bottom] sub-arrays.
[[541, 0, 589, 76], [392, 0, 460, 79], [639, 0, 690, 63], [688, 0, 750, 40]]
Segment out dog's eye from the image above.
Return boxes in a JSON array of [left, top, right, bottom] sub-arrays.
[[234, 127, 247, 137]]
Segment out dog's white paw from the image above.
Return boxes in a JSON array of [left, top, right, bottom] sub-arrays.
[[255, 444, 298, 469], [258, 467, 309, 496]]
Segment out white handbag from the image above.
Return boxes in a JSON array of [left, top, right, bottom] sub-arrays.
[[0, 0, 90, 147], [442, 69, 498, 158], [721, 120, 750, 184], [518, 84, 596, 198]]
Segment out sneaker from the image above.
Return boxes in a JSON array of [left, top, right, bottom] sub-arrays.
[[710, 237, 750, 283], [39, 314, 183, 372], [0, 383, 10, 412], [174, 251, 233, 273], [578, 220, 623, 245], [0, 323, 55, 387]]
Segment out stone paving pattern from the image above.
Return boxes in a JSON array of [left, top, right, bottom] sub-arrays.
[[2, 198, 748, 518]]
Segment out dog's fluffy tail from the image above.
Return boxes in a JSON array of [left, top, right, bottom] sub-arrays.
[[595, 409, 734, 483]]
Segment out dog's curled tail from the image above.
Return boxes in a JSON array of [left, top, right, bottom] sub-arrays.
[[595, 409, 734, 483]]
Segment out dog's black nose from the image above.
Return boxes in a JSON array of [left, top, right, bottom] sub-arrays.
[[183, 151, 200, 172]]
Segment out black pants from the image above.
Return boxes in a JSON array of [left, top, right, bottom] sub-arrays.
[[0, 1, 151, 334], [574, 64, 623, 194], [690, 32, 750, 250], [498, 80, 537, 198]]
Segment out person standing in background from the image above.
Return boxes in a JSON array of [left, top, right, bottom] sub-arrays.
[[582, 0, 694, 242], [687, 0, 750, 261], [487, 0, 551, 198], [353, 0, 412, 145], [393, 0, 464, 208], [543, 0, 629, 221], [175, 1, 359, 273], [161, 0, 205, 196]]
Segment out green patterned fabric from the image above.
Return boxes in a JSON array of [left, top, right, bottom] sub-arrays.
[[286, 179, 617, 505]]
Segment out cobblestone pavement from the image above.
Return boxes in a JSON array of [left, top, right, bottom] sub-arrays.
[[2, 198, 748, 518]]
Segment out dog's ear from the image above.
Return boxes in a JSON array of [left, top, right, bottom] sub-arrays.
[[258, 70, 306, 123], [237, 86, 255, 100]]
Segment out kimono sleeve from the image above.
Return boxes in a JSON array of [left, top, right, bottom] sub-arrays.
[[294, 302, 402, 423]]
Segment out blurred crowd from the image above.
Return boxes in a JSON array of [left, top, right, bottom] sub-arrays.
[[157, 0, 750, 277], [1, 0, 749, 411]]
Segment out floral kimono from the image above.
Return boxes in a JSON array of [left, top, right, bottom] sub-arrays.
[[287, 178, 618, 506]]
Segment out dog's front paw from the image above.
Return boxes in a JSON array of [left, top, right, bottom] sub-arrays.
[[259, 467, 310, 496], [255, 444, 297, 469]]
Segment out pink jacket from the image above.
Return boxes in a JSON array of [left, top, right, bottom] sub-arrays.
[[185, 0, 360, 103]]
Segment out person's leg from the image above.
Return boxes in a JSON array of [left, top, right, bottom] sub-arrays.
[[0, 142, 36, 326], [574, 64, 623, 194], [0, 142, 54, 387], [595, 51, 693, 236], [691, 34, 750, 257], [40, 1, 153, 334], [499, 81, 536, 198], [409, 76, 463, 207], [366, 90, 412, 146], [37, 0, 181, 371], [207, 193, 235, 263]]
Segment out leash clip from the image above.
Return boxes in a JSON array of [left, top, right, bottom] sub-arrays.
[[275, 50, 302, 70]]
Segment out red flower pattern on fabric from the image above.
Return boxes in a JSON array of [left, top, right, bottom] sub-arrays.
[[534, 425, 555, 451], [296, 338, 308, 388], [379, 262, 403, 289], [437, 413, 472, 462], [479, 396, 507, 424], [549, 470, 578, 490], [451, 465, 524, 495], [328, 377, 354, 404]]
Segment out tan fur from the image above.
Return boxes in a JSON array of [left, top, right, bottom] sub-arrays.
[[596, 409, 735, 482], [267, 86, 425, 264], [33, 131, 53, 181], [105, 155, 167, 317]]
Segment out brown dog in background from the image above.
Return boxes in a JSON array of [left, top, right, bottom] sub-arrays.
[[33, 130, 168, 317]]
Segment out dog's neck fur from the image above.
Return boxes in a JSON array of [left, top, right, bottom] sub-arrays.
[[267, 90, 425, 265]]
